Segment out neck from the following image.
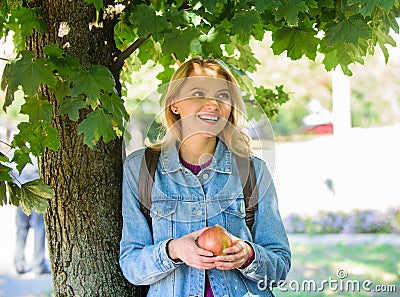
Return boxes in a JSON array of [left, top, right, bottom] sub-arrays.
[[179, 135, 217, 165]]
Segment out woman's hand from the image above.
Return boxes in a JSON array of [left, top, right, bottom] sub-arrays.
[[167, 227, 216, 270], [214, 233, 254, 270]]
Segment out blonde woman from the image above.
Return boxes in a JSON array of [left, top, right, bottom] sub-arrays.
[[120, 57, 291, 297]]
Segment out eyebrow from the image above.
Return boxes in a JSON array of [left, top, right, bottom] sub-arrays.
[[189, 87, 230, 93]]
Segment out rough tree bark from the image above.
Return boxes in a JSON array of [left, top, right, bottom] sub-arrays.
[[25, 0, 146, 295]]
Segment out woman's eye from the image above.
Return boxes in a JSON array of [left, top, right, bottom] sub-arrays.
[[217, 92, 231, 100], [192, 91, 205, 97]]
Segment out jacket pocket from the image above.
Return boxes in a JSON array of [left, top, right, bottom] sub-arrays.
[[218, 197, 246, 218], [218, 197, 247, 235], [150, 200, 177, 242], [150, 200, 177, 221]]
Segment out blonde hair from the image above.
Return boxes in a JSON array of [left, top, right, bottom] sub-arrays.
[[146, 57, 250, 157]]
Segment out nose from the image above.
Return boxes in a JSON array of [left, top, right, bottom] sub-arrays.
[[204, 97, 219, 110]]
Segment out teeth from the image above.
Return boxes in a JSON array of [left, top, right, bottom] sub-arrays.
[[199, 115, 219, 121]]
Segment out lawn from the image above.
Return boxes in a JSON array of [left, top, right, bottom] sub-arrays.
[[274, 240, 400, 297]]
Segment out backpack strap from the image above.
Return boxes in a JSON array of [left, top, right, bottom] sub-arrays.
[[138, 147, 161, 231], [235, 155, 259, 231], [138, 147, 258, 231]]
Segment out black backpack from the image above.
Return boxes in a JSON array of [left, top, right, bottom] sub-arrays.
[[138, 147, 258, 231]]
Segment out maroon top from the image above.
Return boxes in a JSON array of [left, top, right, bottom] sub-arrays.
[[180, 156, 255, 297]]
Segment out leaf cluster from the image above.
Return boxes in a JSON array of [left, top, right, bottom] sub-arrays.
[[1, 44, 129, 212], [113, 0, 399, 78], [1, 44, 129, 152], [1, 150, 54, 214]]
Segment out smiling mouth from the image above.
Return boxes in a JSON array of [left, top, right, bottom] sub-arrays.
[[198, 114, 220, 123]]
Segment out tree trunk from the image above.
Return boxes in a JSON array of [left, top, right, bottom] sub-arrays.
[[26, 1, 146, 295]]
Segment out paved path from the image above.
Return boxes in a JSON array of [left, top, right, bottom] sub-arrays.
[[0, 206, 52, 297]]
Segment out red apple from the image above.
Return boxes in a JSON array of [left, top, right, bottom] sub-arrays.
[[197, 225, 233, 256]]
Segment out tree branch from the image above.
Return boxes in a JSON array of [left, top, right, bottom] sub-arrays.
[[171, 53, 182, 66], [0, 57, 10, 62], [111, 34, 151, 75]]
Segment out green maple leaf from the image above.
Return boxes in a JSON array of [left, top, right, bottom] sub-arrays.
[[9, 7, 47, 37], [156, 63, 175, 85], [199, 27, 230, 57], [1, 63, 14, 111], [0, 152, 9, 163], [231, 9, 260, 37], [69, 65, 116, 108], [4, 51, 57, 97], [52, 80, 70, 101], [114, 21, 137, 50], [375, 31, 396, 63], [252, 0, 282, 12], [84, 0, 104, 12], [348, 0, 396, 17], [304, 0, 318, 8], [317, 0, 334, 8], [164, 7, 190, 28], [20, 179, 54, 215], [58, 97, 87, 121], [200, 0, 227, 13], [272, 26, 319, 60], [7, 182, 21, 206], [275, 0, 308, 25], [130, 4, 171, 42], [322, 48, 339, 71], [0, 164, 13, 182], [43, 44, 63, 59], [137, 38, 162, 65], [162, 27, 200, 59], [322, 42, 364, 75], [16, 122, 61, 155], [77, 108, 116, 147], [0, 182, 6, 205], [48, 54, 81, 79], [20, 95, 53, 123], [100, 93, 129, 128], [325, 15, 372, 47], [11, 147, 32, 174]]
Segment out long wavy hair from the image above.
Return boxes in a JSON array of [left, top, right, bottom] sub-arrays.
[[146, 57, 250, 157]]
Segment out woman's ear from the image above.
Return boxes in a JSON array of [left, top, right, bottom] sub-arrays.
[[171, 104, 179, 114]]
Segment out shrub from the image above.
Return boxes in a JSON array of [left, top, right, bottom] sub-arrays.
[[283, 207, 400, 234]]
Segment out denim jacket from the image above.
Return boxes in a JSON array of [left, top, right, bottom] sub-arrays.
[[120, 141, 291, 297]]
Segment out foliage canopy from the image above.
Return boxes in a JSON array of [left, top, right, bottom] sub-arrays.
[[0, 0, 399, 212]]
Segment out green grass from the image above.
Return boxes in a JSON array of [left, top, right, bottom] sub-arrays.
[[274, 242, 400, 297]]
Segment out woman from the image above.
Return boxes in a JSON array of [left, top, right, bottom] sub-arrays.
[[120, 57, 291, 296]]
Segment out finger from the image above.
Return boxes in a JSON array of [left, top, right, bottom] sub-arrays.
[[215, 254, 239, 263], [215, 260, 238, 270], [222, 242, 244, 255], [192, 227, 210, 238], [187, 255, 216, 270], [195, 246, 214, 257], [221, 246, 239, 255]]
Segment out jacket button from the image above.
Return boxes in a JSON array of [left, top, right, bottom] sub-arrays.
[[162, 260, 169, 266], [202, 173, 209, 179]]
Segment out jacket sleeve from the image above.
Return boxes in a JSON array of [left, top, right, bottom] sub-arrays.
[[238, 158, 291, 287], [119, 152, 183, 285]]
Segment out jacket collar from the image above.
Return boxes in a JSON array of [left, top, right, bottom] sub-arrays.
[[160, 139, 232, 174]]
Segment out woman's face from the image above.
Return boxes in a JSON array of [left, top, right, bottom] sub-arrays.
[[170, 67, 233, 141]]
